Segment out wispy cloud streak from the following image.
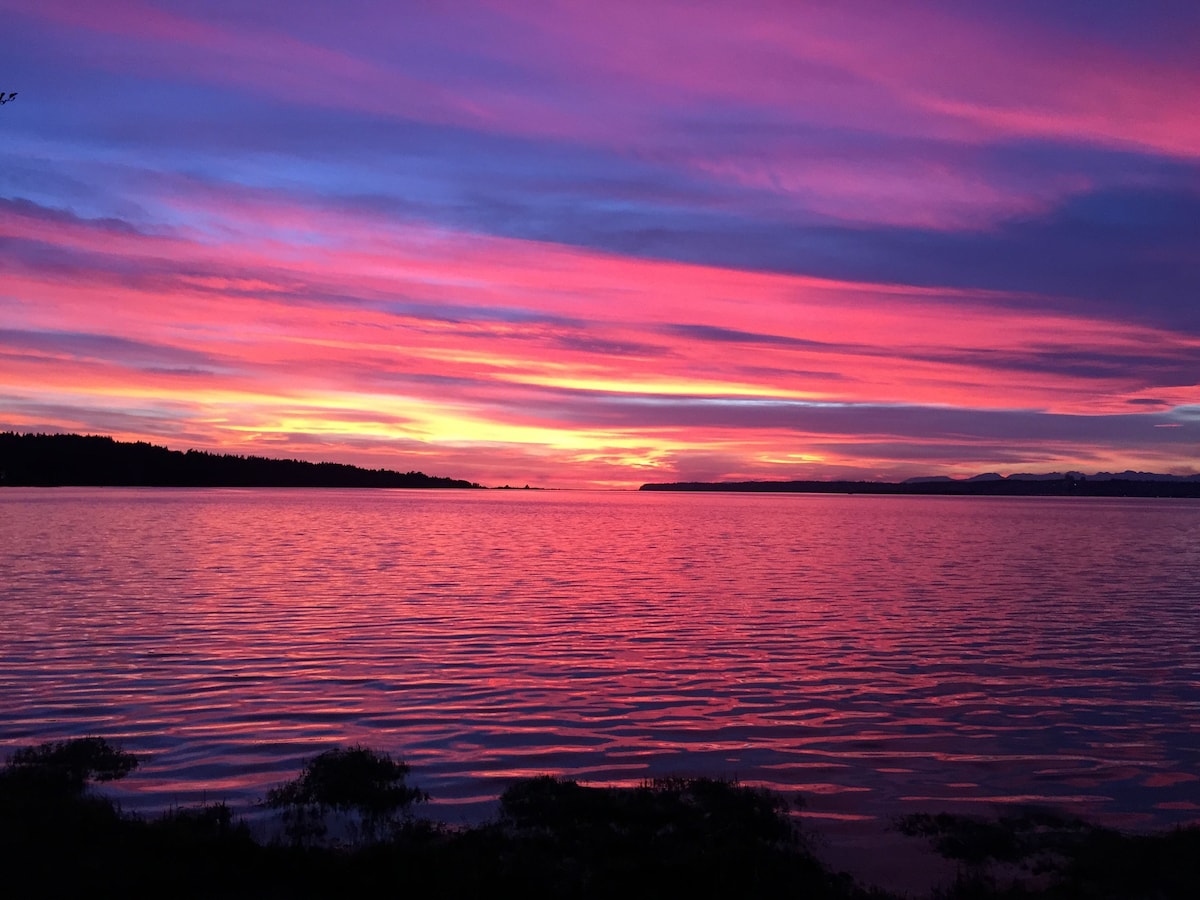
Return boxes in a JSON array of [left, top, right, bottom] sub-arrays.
[[2, 1, 1197, 485]]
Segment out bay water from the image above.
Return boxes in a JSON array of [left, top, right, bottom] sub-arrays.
[[3, 488, 1198, 880]]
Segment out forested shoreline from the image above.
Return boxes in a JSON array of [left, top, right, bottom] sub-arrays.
[[0, 433, 483, 489]]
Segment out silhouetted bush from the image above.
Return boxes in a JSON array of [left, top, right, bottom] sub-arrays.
[[5, 736, 138, 793], [265, 745, 428, 845], [897, 809, 1200, 898], [5, 736, 1198, 898], [491, 774, 851, 898]]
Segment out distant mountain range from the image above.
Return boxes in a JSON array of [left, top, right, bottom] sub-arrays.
[[642, 471, 1200, 497], [0, 433, 484, 489], [903, 471, 1200, 484]]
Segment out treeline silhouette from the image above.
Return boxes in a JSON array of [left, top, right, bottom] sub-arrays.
[[0, 433, 483, 489], [641, 476, 1200, 498]]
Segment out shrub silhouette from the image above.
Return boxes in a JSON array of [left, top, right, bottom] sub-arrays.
[[500, 774, 795, 845], [265, 745, 427, 845], [3, 736, 137, 798], [1, 736, 140, 873], [493, 775, 831, 896], [896, 809, 1200, 897], [6, 736, 1199, 898]]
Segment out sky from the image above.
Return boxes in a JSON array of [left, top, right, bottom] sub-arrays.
[[2, 1, 1198, 488]]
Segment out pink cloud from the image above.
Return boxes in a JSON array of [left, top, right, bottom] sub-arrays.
[[4, 179, 1197, 486], [16, 0, 1198, 158], [12, 0, 1198, 241], [510, 0, 1200, 156]]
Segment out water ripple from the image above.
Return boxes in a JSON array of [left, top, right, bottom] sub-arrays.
[[2, 488, 1198, 834]]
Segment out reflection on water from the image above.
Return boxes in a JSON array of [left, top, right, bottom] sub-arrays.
[[2, 488, 1198, 836]]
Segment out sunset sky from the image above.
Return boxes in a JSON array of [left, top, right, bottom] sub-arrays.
[[3, 1, 1198, 488]]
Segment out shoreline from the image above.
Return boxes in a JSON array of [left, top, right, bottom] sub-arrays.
[[639, 478, 1200, 498], [6, 738, 1197, 898]]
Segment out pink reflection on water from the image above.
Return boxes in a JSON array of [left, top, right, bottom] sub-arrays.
[[2, 487, 1199, 855]]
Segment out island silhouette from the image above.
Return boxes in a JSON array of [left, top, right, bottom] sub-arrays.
[[640, 472, 1200, 498]]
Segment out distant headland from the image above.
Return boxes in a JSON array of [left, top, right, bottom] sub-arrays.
[[0, 433, 483, 489], [641, 471, 1200, 498]]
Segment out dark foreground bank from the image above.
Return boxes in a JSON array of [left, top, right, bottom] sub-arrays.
[[2, 738, 1197, 899]]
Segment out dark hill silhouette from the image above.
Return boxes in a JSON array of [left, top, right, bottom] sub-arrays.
[[0, 433, 483, 489]]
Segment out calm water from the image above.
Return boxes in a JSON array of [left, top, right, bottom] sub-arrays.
[[3, 489, 1199, 846]]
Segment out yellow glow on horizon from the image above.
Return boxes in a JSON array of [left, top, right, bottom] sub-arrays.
[[516, 373, 825, 401], [757, 452, 827, 464]]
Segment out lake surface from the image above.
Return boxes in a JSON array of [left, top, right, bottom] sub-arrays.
[[3, 488, 1199, 866]]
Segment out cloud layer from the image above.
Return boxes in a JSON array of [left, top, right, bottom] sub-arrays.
[[2, 0, 1198, 486]]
